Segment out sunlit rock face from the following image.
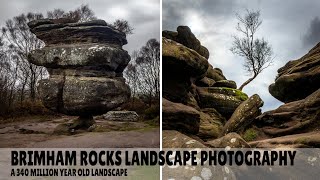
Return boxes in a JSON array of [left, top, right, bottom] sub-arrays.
[[28, 19, 130, 117]]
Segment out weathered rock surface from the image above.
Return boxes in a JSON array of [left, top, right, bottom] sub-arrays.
[[195, 77, 215, 87], [222, 94, 263, 135], [206, 65, 226, 81], [162, 98, 200, 134], [162, 37, 208, 103], [162, 130, 206, 148], [162, 26, 251, 148], [197, 87, 248, 118], [269, 42, 320, 103], [197, 112, 223, 140], [205, 132, 250, 148], [103, 111, 139, 122], [28, 44, 130, 73], [213, 80, 237, 89], [255, 88, 320, 136], [28, 19, 127, 45], [163, 26, 209, 59], [249, 132, 320, 148], [28, 19, 131, 129]]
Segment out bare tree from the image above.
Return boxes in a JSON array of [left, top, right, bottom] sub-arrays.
[[230, 9, 273, 90], [47, 4, 96, 22], [124, 39, 160, 107], [1, 12, 47, 101], [123, 51, 139, 107], [136, 39, 160, 106], [112, 19, 134, 35], [47, 8, 65, 19]]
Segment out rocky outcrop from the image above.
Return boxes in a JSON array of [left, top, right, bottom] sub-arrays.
[[252, 42, 320, 148], [256, 89, 320, 137], [162, 37, 208, 105], [28, 19, 130, 129], [162, 26, 251, 148], [269, 42, 320, 103], [103, 111, 139, 122], [163, 26, 209, 59], [222, 94, 263, 135]]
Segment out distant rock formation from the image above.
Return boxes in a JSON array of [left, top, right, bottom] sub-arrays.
[[162, 26, 262, 148], [251, 42, 320, 148], [27, 19, 131, 130], [269, 42, 320, 103]]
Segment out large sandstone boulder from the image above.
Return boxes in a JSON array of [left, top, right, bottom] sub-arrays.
[[103, 111, 139, 122], [162, 37, 208, 103], [28, 19, 127, 45], [28, 44, 130, 73], [222, 94, 263, 135], [162, 98, 200, 134], [28, 19, 131, 130], [269, 42, 320, 102], [205, 133, 250, 148], [255, 88, 320, 136], [163, 26, 209, 59], [197, 87, 248, 118]]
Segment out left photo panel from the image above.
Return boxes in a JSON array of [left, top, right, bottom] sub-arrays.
[[0, 0, 160, 178], [0, 0, 160, 148]]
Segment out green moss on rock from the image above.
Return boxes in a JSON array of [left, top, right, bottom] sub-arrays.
[[243, 128, 257, 141]]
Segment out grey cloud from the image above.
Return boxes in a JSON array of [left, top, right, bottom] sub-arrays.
[[303, 16, 320, 48], [163, 0, 237, 31]]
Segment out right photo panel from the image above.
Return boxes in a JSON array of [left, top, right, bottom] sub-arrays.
[[162, 0, 320, 179]]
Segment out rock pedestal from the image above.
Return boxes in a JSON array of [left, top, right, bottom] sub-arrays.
[[27, 19, 131, 130]]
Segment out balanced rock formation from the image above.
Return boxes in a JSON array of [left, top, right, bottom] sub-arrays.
[[162, 26, 251, 148], [27, 19, 130, 130], [269, 42, 320, 103], [162, 98, 200, 134]]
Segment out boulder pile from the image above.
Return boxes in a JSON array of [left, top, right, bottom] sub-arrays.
[[27, 19, 131, 130], [162, 26, 263, 148]]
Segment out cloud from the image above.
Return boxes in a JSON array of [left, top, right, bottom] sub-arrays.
[[303, 16, 320, 48]]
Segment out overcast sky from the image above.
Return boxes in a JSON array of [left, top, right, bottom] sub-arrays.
[[163, 0, 320, 111], [0, 0, 160, 54]]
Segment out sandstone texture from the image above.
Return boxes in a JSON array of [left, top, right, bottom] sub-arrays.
[[269, 42, 320, 103], [27, 19, 131, 130]]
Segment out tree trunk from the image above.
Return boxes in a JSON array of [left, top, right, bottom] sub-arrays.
[[238, 74, 258, 91]]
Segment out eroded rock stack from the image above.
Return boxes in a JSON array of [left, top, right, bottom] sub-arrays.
[[162, 26, 263, 148], [251, 42, 320, 148], [27, 19, 130, 130]]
